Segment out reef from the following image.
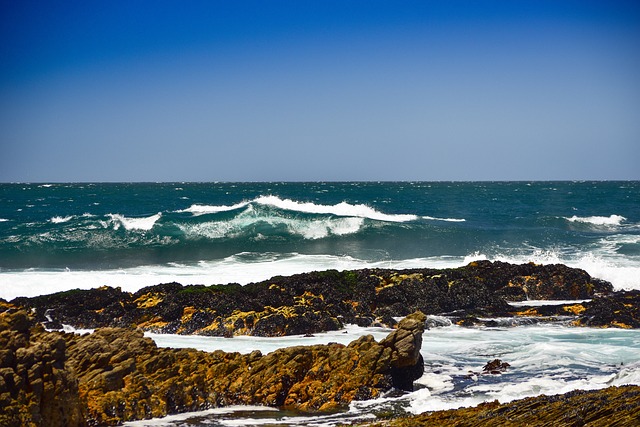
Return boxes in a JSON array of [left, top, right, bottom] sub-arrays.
[[360, 385, 640, 426], [11, 261, 629, 336], [0, 310, 426, 426]]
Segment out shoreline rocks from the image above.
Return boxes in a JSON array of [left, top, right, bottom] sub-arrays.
[[0, 310, 427, 426], [359, 385, 640, 427], [10, 261, 629, 336]]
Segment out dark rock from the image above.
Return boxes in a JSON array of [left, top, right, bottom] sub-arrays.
[[10, 262, 617, 336], [361, 386, 640, 427], [576, 291, 640, 328]]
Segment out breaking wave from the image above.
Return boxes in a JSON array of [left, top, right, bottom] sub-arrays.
[[177, 195, 418, 223], [106, 213, 163, 231], [564, 214, 626, 227]]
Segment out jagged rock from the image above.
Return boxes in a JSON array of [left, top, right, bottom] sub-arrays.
[[482, 359, 510, 374], [575, 291, 640, 328], [0, 311, 86, 427], [0, 310, 428, 426]]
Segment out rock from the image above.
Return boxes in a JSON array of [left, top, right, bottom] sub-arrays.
[[0, 310, 428, 425], [359, 385, 640, 426], [575, 291, 640, 328], [482, 359, 510, 374], [11, 262, 617, 335], [0, 311, 86, 427]]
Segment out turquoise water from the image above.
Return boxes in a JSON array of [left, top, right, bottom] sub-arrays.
[[1, 181, 639, 298]]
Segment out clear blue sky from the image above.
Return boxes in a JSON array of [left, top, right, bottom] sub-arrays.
[[1, 0, 639, 181]]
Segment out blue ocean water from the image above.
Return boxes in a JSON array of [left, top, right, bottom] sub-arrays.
[[1, 181, 639, 299]]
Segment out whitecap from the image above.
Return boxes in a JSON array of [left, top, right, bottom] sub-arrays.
[[50, 215, 73, 224], [423, 216, 466, 222], [107, 213, 162, 231], [564, 214, 626, 226], [254, 195, 418, 222], [177, 202, 249, 216], [0, 218, 9, 222]]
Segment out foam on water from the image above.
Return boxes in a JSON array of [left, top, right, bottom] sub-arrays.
[[50, 215, 73, 224], [177, 202, 249, 215], [106, 213, 162, 231], [254, 195, 418, 222], [422, 216, 466, 222], [564, 214, 627, 227]]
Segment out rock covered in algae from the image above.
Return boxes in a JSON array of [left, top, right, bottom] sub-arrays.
[[361, 385, 640, 427], [11, 261, 615, 336], [0, 310, 427, 426]]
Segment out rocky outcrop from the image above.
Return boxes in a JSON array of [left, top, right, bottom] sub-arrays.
[[0, 310, 427, 426], [506, 291, 640, 329], [12, 261, 615, 336], [0, 310, 86, 427], [362, 385, 640, 426]]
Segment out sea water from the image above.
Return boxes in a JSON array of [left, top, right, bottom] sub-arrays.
[[1, 181, 639, 298], [1, 182, 639, 424]]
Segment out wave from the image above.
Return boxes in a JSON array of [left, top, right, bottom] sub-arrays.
[[176, 196, 418, 223], [177, 202, 249, 216], [564, 214, 626, 227], [0, 218, 9, 222], [255, 195, 418, 222], [106, 213, 162, 231], [423, 216, 466, 222], [50, 215, 73, 224], [178, 207, 366, 240]]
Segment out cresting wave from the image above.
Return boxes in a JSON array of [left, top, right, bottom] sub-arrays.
[[564, 214, 627, 226], [177, 195, 419, 222], [106, 213, 163, 231]]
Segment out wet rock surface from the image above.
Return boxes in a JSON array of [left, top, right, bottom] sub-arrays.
[[0, 311, 85, 427], [0, 310, 427, 426], [361, 385, 640, 427], [11, 261, 622, 335]]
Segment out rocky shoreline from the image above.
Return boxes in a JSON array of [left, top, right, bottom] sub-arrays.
[[1, 310, 426, 426], [1, 261, 639, 426], [7, 261, 639, 335]]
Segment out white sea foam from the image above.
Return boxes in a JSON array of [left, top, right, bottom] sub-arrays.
[[422, 216, 466, 222], [0, 218, 9, 222], [175, 196, 417, 223], [50, 215, 73, 224], [177, 202, 249, 215], [106, 213, 162, 231], [564, 214, 626, 226], [255, 195, 418, 222]]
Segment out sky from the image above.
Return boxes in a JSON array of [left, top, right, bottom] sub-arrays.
[[1, 0, 639, 182]]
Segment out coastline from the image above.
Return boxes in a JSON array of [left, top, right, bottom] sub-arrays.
[[2, 262, 640, 426]]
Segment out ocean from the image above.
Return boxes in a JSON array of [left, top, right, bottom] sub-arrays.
[[1, 181, 639, 425]]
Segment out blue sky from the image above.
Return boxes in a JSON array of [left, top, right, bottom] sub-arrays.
[[1, 0, 639, 181]]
